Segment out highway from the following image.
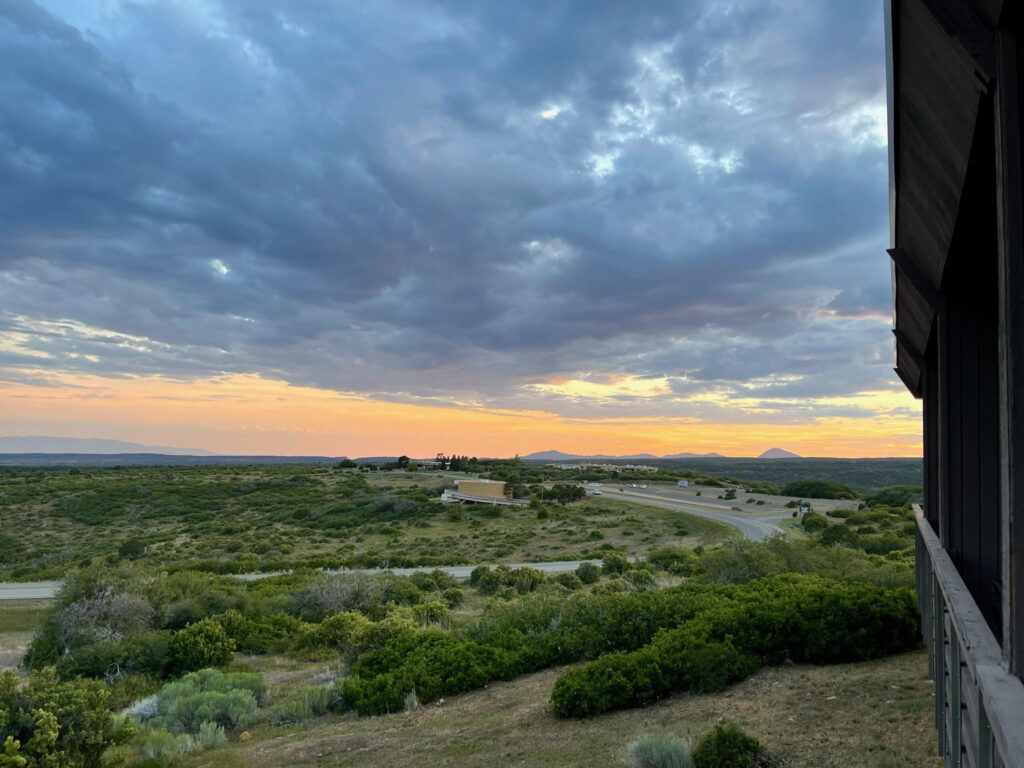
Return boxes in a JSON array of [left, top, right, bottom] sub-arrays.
[[597, 486, 788, 542]]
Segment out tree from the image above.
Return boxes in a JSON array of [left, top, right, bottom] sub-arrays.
[[0, 669, 133, 768], [336, 459, 357, 469], [117, 538, 146, 560]]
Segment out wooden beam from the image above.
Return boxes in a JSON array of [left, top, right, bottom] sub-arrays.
[[994, 28, 1024, 675], [894, 366, 923, 397], [890, 247, 945, 312], [894, 328, 927, 369], [916, 0, 996, 90]]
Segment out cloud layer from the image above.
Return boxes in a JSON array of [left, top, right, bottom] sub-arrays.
[[0, 0, 911, 442]]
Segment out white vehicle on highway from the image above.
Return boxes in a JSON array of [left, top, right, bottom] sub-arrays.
[[592, 489, 602, 495]]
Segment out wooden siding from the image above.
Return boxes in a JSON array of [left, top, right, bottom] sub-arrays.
[[916, 508, 1024, 767], [895, 0, 982, 289]]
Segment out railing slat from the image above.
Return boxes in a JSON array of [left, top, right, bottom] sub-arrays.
[[915, 509, 1024, 768]]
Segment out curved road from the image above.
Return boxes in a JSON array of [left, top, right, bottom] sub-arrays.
[[0, 489, 786, 601], [598, 486, 788, 542]]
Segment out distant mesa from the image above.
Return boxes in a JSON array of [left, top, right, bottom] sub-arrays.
[[0, 436, 219, 455], [757, 447, 801, 459], [522, 449, 726, 461]]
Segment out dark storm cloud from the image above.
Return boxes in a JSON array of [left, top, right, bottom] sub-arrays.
[[0, 0, 896, 419]]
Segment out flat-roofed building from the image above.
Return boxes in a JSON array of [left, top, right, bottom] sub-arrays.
[[455, 479, 506, 499], [440, 478, 529, 507]]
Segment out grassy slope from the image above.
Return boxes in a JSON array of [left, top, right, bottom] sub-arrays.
[[0, 601, 49, 673], [181, 651, 940, 768]]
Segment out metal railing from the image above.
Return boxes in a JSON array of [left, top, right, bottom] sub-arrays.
[[915, 507, 1024, 768]]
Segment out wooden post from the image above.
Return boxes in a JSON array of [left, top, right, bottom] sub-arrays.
[[994, 29, 1024, 676]]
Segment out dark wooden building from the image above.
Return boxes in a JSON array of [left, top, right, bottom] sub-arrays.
[[886, 0, 1024, 765]]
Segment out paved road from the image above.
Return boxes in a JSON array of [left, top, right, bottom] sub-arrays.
[[0, 490, 786, 601], [0, 560, 605, 601], [598, 487, 788, 542], [0, 582, 62, 600]]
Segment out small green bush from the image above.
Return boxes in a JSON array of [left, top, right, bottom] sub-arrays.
[[302, 610, 373, 654], [627, 734, 694, 768], [800, 512, 828, 533], [555, 572, 584, 590], [647, 548, 697, 576], [171, 619, 235, 673], [196, 720, 227, 750], [601, 552, 630, 575], [442, 587, 464, 607], [576, 562, 601, 584], [692, 720, 761, 768]]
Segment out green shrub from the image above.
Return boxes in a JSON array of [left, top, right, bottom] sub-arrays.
[[820, 525, 859, 548], [145, 671, 262, 734], [54, 628, 174, 681], [214, 610, 305, 654], [355, 616, 419, 653], [196, 720, 227, 750], [601, 552, 630, 575], [469, 565, 490, 586], [474, 568, 503, 595], [692, 720, 761, 768], [442, 587, 464, 607], [412, 599, 450, 625], [299, 610, 373, 655], [343, 631, 509, 715], [171, 619, 235, 673], [555, 572, 584, 590], [0, 668, 134, 768], [647, 548, 697, 576], [627, 734, 694, 768], [270, 685, 331, 725], [800, 512, 828, 533], [550, 575, 919, 717], [514, 568, 546, 594], [625, 566, 656, 591], [576, 562, 601, 584]]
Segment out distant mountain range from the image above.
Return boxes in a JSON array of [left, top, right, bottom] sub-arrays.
[[0, 437, 803, 462], [522, 449, 728, 461], [0, 436, 220, 455]]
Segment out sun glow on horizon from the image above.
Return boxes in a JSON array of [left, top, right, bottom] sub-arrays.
[[0, 369, 922, 458]]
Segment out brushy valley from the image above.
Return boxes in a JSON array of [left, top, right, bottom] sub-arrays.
[[0, 461, 938, 768]]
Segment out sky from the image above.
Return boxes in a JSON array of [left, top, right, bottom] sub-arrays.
[[0, 0, 921, 458]]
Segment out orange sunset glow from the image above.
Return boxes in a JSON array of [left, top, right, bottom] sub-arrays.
[[0, 371, 921, 458]]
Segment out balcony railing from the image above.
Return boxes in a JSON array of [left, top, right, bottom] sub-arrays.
[[915, 507, 1024, 768]]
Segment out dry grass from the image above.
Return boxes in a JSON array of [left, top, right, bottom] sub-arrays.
[[182, 651, 941, 768], [0, 600, 48, 672]]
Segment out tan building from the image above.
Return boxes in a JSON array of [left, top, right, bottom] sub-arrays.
[[440, 478, 528, 507], [455, 478, 506, 499]]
